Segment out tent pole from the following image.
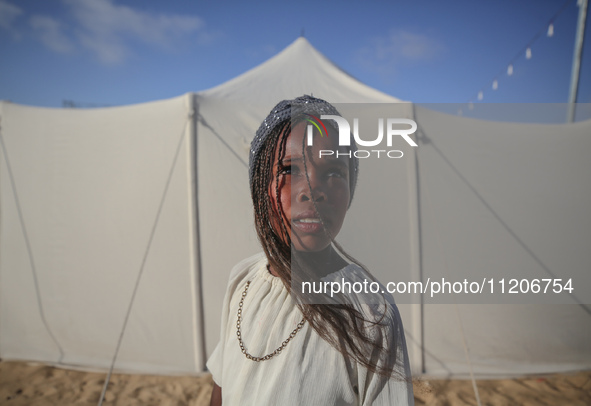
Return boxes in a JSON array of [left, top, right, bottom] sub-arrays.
[[567, 0, 588, 123], [408, 103, 425, 374], [189, 92, 207, 372]]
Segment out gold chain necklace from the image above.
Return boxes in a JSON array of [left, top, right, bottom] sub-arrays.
[[236, 280, 306, 361]]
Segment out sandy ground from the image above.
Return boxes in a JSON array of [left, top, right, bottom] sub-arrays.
[[1, 361, 589, 405]]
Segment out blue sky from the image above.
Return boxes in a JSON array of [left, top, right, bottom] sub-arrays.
[[1, 0, 589, 113]]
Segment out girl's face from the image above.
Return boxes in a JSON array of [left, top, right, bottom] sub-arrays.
[[269, 121, 351, 252]]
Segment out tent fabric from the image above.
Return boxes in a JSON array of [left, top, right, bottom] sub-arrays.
[[0, 95, 204, 374], [1, 37, 590, 377], [413, 106, 591, 376], [200, 37, 403, 104]]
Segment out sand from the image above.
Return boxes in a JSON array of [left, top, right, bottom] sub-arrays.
[[413, 373, 591, 406], [1, 360, 589, 405]]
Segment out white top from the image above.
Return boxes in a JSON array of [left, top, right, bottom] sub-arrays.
[[207, 253, 414, 405]]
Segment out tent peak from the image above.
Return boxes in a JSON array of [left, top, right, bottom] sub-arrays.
[[199, 36, 403, 103], [285, 36, 313, 51]]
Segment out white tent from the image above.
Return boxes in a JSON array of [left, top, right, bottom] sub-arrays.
[[1, 37, 590, 377], [412, 106, 591, 375]]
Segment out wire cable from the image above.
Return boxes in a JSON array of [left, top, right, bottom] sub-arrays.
[[0, 122, 65, 363], [466, 0, 575, 104], [97, 116, 191, 406]]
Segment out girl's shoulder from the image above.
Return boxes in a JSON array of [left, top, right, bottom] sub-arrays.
[[222, 252, 284, 304], [226, 252, 267, 289]]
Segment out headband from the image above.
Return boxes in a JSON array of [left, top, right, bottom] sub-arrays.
[[249, 95, 359, 204]]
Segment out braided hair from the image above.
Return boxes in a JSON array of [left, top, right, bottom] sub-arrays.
[[249, 95, 402, 378]]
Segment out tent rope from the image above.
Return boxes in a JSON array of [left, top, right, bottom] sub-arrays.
[[454, 304, 483, 406], [97, 116, 191, 406], [417, 123, 591, 316], [0, 124, 65, 363], [415, 125, 482, 405], [197, 113, 248, 168]]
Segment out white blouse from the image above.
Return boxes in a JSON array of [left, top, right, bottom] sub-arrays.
[[207, 253, 414, 405]]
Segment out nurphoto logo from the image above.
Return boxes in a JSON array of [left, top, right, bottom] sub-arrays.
[[306, 115, 418, 159]]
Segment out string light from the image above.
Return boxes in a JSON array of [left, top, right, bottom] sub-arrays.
[[463, 0, 574, 112]]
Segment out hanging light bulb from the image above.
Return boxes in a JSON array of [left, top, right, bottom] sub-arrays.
[[526, 47, 532, 59], [478, 91, 483, 100], [547, 23, 554, 37], [507, 64, 514, 76], [492, 80, 498, 90]]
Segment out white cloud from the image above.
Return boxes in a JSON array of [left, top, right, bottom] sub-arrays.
[[62, 0, 209, 64], [357, 30, 445, 80], [2, 0, 212, 64], [29, 15, 74, 53], [0, 0, 23, 33], [376, 30, 444, 61]]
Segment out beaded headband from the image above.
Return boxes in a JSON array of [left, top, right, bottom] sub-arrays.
[[249, 95, 359, 204]]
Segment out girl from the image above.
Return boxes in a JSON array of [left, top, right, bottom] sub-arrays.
[[207, 95, 414, 405]]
